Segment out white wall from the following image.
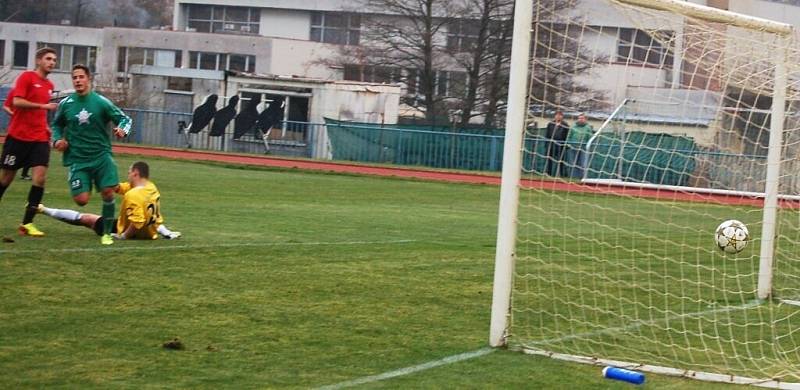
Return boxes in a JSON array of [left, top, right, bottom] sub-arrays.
[[260, 9, 311, 40], [729, 0, 800, 27], [268, 39, 340, 79], [312, 83, 400, 124]]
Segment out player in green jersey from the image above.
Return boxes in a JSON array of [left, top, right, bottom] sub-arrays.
[[51, 64, 132, 245]]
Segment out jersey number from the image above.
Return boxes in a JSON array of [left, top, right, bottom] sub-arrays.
[[146, 196, 161, 226]]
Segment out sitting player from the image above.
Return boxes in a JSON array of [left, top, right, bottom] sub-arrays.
[[38, 161, 181, 241]]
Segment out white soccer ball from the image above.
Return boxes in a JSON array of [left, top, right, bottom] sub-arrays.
[[715, 220, 749, 254]]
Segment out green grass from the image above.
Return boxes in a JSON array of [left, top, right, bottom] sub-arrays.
[[0, 154, 776, 388]]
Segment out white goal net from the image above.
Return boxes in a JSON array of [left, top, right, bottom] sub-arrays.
[[492, 0, 800, 386]]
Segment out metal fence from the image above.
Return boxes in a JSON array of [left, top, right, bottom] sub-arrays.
[[3, 105, 797, 193], [123, 109, 327, 158]]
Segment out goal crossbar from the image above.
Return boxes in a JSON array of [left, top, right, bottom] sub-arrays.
[[615, 0, 793, 36]]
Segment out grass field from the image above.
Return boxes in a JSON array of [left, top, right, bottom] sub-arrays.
[[0, 154, 753, 388]]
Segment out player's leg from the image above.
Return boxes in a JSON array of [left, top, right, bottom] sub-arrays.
[[157, 224, 182, 239], [0, 168, 15, 200], [95, 155, 120, 245], [38, 204, 100, 230], [0, 137, 21, 201], [19, 142, 49, 237], [20, 166, 31, 180], [68, 165, 93, 206], [91, 216, 117, 237]]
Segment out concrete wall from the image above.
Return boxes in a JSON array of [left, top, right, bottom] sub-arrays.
[[101, 27, 273, 76], [311, 83, 401, 124]]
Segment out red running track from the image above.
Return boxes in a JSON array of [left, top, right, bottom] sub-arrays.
[[110, 143, 794, 209], [0, 135, 789, 208]]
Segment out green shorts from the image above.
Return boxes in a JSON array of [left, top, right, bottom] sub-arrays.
[[67, 155, 120, 196]]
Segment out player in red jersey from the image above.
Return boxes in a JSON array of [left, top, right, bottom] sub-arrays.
[[0, 47, 59, 237]]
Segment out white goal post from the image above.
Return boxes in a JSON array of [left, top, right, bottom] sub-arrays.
[[491, 0, 800, 386]]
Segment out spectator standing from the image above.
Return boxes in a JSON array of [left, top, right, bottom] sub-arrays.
[[566, 113, 594, 178], [544, 110, 570, 177]]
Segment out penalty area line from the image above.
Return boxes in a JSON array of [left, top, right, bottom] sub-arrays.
[[0, 239, 417, 255], [315, 347, 495, 390]]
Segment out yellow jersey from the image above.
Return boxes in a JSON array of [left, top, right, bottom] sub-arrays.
[[116, 181, 164, 239]]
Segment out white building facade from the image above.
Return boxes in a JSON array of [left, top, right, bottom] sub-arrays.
[[0, 0, 798, 120]]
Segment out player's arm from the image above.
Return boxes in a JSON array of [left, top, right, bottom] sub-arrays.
[[104, 97, 132, 138], [118, 222, 139, 240], [12, 75, 56, 110], [115, 182, 132, 195], [13, 97, 57, 110], [51, 98, 69, 151], [117, 201, 147, 239]]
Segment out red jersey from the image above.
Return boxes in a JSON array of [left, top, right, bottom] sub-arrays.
[[7, 71, 54, 142]]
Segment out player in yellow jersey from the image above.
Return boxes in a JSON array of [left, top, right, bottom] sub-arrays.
[[37, 161, 181, 240]]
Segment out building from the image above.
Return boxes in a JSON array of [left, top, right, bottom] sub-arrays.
[[0, 0, 798, 138]]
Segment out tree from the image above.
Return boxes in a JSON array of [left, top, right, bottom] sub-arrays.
[[529, 1, 606, 115], [317, 0, 600, 127], [335, 0, 462, 125], [445, 0, 514, 128]]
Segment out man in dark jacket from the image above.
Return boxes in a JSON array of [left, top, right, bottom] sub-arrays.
[[544, 110, 570, 177]]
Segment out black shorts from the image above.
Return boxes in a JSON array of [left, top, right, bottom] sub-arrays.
[[0, 136, 50, 170], [92, 217, 119, 236]]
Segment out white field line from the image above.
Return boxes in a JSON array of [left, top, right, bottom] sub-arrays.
[[0, 239, 417, 255], [316, 299, 770, 389], [315, 348, 495, 390]]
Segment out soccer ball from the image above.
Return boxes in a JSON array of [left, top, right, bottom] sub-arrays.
[[715, 220, 749, 254]]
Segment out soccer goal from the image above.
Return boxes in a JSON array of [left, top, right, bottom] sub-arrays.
[[491, 0, 800, 386]]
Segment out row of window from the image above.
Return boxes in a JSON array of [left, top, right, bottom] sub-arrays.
[[1, 40, 98, 71], [0, 41, 257, 74], [187, 4, 260, 34], [343, 65, 467, 99], [116, 47, 256, 73], [183, 5, 672, 69]]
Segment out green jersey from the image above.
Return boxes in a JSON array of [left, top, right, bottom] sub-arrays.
[[567, 122, 594, 145], [51, 91, 132, 166]]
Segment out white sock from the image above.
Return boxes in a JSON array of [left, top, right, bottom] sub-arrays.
[[157, 224, 173, 236], [42, 206, 81, 222]]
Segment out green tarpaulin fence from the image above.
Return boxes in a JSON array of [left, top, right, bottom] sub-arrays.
[[325, 118, 697, 186]]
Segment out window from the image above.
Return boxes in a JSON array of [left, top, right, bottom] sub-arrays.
[[13, 41, 29, 68], [37, 42, 98, 72], [0, 40, 4, 66], [310, 12, 360, 45], [187, 4, 260, 34], [342, 64, 401, 84], [383, 69, 466, 98], [617, 28, 674, 68], [447, 20, 480, 52], [167, 77, 192, 91], [228, 54, 255, 72], [117, 47, 181, 72], [189, 51, 255, 72]]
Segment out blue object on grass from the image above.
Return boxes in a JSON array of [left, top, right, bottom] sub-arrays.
[[603, 366, 645, 384]]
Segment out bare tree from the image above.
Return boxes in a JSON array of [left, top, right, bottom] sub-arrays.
[[445, 0, 514, 128], [315, 0, 600, 127], [331, 0, 462, 125], [529, 1, 606, 115]]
